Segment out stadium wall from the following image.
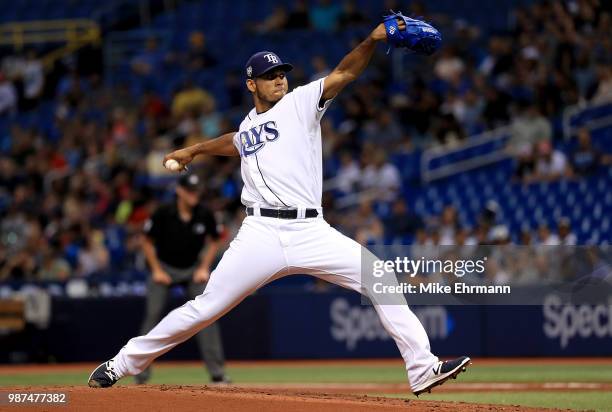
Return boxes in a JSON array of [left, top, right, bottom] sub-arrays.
[[1, 292, 611, 363]]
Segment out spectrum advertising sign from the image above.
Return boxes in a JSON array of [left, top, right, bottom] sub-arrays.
[[268, 292, 611, 358]]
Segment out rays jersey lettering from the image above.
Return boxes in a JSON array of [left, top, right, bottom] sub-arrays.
[[238, 120, 280, 156]]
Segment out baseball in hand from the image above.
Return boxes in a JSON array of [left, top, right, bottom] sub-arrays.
[[164, 159, 182, 171]]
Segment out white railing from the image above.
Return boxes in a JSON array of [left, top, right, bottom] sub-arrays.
[[562, 97, 612, 140], [421, 97, 612, 184], [420, 126, 511, 183]]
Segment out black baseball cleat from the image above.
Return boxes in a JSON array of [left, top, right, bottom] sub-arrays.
[[412, 356, 471, 396], [88, 359, 120, 388]]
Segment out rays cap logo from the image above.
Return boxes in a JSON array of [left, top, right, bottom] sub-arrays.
[[245, 51, 293, 79]]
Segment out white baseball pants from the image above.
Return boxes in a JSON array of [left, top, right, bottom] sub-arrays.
[[112, 215, 438, 389]]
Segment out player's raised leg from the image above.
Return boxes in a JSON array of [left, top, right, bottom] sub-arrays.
[[88, 217, 288, 387], [283, 218, 470, 394]]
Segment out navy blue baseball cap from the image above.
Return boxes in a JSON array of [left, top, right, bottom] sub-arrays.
[[245, 51, 293, 79]]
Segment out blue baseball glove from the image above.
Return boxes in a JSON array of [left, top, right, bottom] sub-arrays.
[[383, 11, 442, 55]]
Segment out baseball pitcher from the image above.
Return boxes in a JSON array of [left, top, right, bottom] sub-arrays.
[[89, 12, 469, 396]]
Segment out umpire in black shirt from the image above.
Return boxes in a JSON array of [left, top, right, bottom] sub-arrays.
[[136, 173, 228, 384]]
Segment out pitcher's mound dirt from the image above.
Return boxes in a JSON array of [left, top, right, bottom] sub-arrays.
[[6, 385, 571, 411]]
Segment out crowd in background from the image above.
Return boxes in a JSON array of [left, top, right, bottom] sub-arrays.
[[0, 0, 611, 283]]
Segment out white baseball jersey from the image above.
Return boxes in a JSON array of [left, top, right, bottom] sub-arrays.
[[233, 77, 333, 209]]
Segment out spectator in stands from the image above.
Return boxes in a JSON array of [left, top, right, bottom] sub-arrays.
[[0, 250, 37, 281], [131, 37, 164, 77], [410, 227, 435, 265], [198, 96, 223, 138], [1, 209, 28, 254], [171, 80, 214, 118], [56, 65, 87, 98], [558, 217, 577, 246], [183, 31, 218, 72], [285, 0, 310, 29], [475, 201, 500, 244], [362, 110, 403, 147], [37, 242, 72, 281], [507, 101, 552, 180], [519, 226, 533, 245], [310, 0, 342, 32], [21, 50, 44, 110], [334, 151, 360, 195], [0, 157, 18, 195], [569, 127, 612, 176], [57, 73, 86, 112], [175, 109, 200, 139], [427, 225, 442, 246], [484, 225, 513, 281], [526, 140, 570, 183], [574, 50, 597, 100], [537, 223, 560, 246], [361, 148, 401, 201], [479, 36, 514, 83], [382, 199, 424, 241], [434, 46, 465, 85], [0, 71, 17, 115], [458, 226, 479, 246], [490, 225, 511, 245], [109, 107, 135, 145], [438, 205, 459, 246], [141, 89, 169, 125], [446, 88, 484, 135], [343, 199, 383, 246], [452, 226, 468, 246], [76, 229, 110, 277]]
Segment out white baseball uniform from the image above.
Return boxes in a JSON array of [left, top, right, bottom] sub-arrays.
[[112, 77, 438, 390]]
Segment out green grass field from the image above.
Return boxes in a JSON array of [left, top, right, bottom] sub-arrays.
[[1, 361, 611, 411]]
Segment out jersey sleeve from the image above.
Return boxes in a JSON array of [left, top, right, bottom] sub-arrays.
[[291, 77, 334, 130]]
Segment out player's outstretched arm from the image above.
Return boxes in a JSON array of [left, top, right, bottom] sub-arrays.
[[163, 132, 239, 169], [321, 20, 405, 101]]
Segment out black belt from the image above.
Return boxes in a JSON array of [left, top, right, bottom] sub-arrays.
[[246, 207, 320, 219]]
